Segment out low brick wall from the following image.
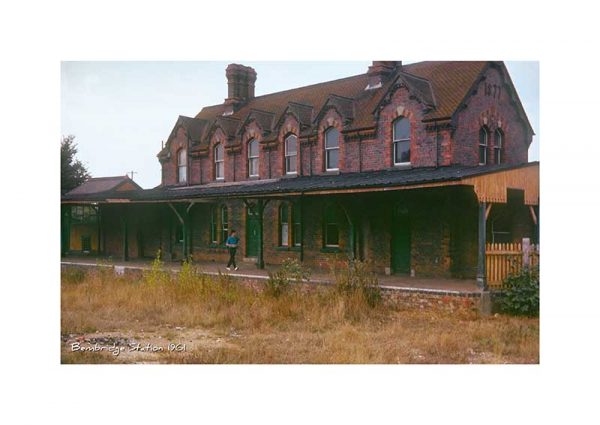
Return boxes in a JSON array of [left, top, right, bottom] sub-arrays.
[[61, 262, 486, 314]]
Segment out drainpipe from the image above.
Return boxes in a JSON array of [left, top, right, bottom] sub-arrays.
[[268, 148, 272, 179], [358, 133, 363, 172], [309, 142, 313, 176], [435, 123, 439, 168]]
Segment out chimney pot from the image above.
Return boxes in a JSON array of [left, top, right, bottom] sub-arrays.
[[366, 61, 401, 89], [225, 63, 257, 106]]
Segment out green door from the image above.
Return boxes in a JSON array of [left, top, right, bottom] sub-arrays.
[[391, 205, 411, 273], [246, 207, 260, 257]]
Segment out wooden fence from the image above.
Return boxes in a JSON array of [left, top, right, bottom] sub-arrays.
[[486, 240, 539, 288]]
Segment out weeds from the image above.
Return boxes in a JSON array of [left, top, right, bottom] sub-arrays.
[[61, 261, 539, 364], [265, 258, 311, 297]]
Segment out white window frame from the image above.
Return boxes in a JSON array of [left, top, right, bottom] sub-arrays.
[[479, 127, 488, 165], [393, 117, 411, 166], [324, 128, 340, 171], [214, 143, 224, 180], [177, 148, 187, 183], [248, 139, 259, 177], [285, 134, 298, 175], [279, 203, 289, 247], [220, 205, 229, 244], [494, 129, 503, 165]]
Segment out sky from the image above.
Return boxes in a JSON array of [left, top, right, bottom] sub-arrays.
[[61, 61, 539, 189]]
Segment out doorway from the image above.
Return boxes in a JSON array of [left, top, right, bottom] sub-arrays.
[[391, 204, 411, 274]]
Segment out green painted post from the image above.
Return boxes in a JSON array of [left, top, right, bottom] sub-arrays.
[[96, 205, 101, 256], [122, 207, 129, 262], [257, 199, 265, 269], [476, 201, 487, 290], [299, 196, 304, 262], [61, 205, 71, 256]]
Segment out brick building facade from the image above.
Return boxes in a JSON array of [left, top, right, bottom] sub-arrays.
[[62, 61, 539, 287]]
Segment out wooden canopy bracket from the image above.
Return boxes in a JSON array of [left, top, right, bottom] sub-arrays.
[[529, 205, 538, 225], [485, 203, 493, 221], [186, 201, 196, 214], [168, 202, 184, 224]]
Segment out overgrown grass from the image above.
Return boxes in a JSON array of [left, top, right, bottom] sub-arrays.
[[61, 261, 539, 364]]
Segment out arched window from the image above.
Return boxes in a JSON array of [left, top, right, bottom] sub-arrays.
[[214, 143, 224, 180], [279, 203, 289, 246], [479, 127, 489, 165], [292, 203, 301, 247], [248, 139, 259, 177], [324, 128, 340, 171], [220, 205, 229, 243], [210, 206, 218, 243], [177, 148, 187, 183], [324, 204, 339, 247], [285, 134, 297, 174], [393, 117, 410, 165], [494, 129, 503, 165]]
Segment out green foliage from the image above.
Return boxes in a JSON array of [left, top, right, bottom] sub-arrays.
[[499, 266, 539, 317], [265, 258, 311, 297], [333, 259, 382, 308], [144, 250, 171, 286], [61, 135, 91, 194]]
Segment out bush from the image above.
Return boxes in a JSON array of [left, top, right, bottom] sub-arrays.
[[333, 259, 382, 308], [144, 250, 171, 286], [499, 266, 539, 317], [265, 258, 311, 297]]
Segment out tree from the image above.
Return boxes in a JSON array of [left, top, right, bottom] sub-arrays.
[[61, 135, 90, 194]]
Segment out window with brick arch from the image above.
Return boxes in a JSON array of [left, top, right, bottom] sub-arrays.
[[292, 203, 301, 247], [210, 206, 218, 244], [479, 127, 489, 165], [324, 203, 340, 247], [214, 143, 224, 180], [177, 148, 187, 183], [285, 134, 297, 174], [248, 139, 259, 177], [221, 205, 229, 244], [392, 117, 410, 165], [324, 128, 340, 171], [279, 203, 289, 246], [494, 129, 503, 164]]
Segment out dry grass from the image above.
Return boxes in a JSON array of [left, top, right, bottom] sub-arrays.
[[60, 265, 539, 364]]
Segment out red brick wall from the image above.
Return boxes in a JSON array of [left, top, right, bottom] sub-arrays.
[[452, 65, 532, 166], [162, 127, 190, 187], [376, 85, 436, 168], [160, 65, 532, 187]]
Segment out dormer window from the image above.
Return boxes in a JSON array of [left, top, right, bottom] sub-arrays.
[[324, 128, 339, 171], [285, 134, 297, 174], [479, 127, 489, 165], [494, 129, 503, 164], [177, 148, 187, 183], [393, 117, 410, 165], [214, 143, 224, 180], [248, 139, 259, 177]]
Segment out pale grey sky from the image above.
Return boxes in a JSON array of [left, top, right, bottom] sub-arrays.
[[61, 61, 539, 189]]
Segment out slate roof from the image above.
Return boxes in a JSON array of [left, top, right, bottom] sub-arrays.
[[195, 61, 487, 128], [61, 163, 539, 203], [63, 176, 142, 200]]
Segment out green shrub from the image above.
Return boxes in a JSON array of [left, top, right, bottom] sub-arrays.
[[144, 250, 171, 286], [499, 266, 539, 317], [265, 258, 311, 297], [333, 259, 381, 308]]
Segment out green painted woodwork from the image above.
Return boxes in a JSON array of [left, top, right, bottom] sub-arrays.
[[391, 205, 411, 274]]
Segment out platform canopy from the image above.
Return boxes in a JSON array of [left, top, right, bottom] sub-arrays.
[[61, 162, 539, 206]]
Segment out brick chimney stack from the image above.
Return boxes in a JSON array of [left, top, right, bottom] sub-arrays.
[[366, 61, 401, 89], [225, 63, 257, 105]]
